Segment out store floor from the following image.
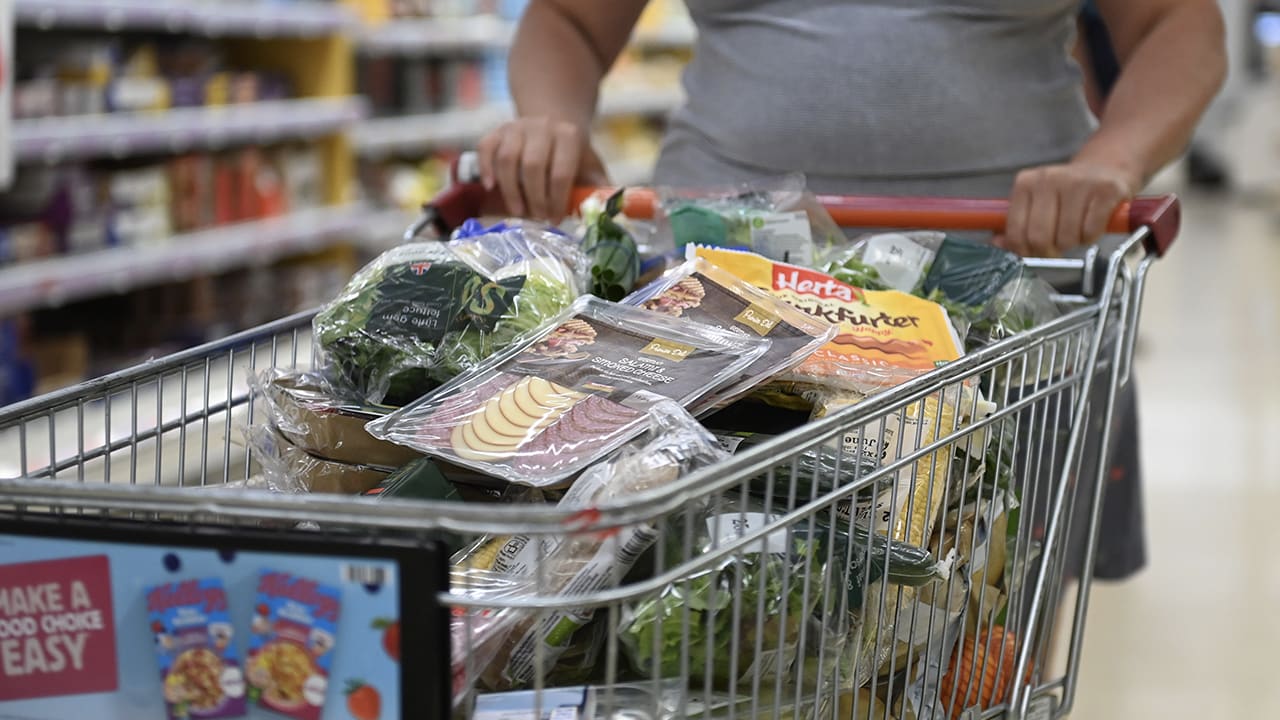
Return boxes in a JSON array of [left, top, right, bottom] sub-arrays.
[[1070, 177, 1280, 717]]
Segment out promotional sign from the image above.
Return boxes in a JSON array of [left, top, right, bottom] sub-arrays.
[[0, 519, 448, 720]]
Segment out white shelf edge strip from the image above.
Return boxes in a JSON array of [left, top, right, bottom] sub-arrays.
[[13, 0, 358, 35], [357, 15, 515, 53], [356, 16, 695, 54], [0, 203, 376, 316], [352, 87, 684, 155], [14, 97, 368, 163]]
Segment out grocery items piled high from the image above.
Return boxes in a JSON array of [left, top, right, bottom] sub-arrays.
[[243, 176, 1064, 719]]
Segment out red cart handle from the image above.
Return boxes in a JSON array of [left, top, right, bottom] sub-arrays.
[[425, 175, 1179, 256], [566, 187, 1180, 257]]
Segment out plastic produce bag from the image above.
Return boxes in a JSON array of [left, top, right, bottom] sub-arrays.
[[692, 246, 965, 395], [623, 255, 837, 415], [658, 173, 845, 268], [313, 223, 586, 406], [449, 401, 729, 691], [618, 492, 845, 692], [822, 231, 947, 293], [365, 296, 769, 487]]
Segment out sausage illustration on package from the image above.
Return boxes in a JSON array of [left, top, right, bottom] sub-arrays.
[[245, 571, 342, 720], [692, 246, 965, 393], [145, 578, 247, 720], [366, 296, 771, 487]]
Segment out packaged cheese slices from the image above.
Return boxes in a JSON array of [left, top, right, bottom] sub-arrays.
[[365, 296, 770, 486], [622, 256, 836, 415], [692, 246, 965, 395]]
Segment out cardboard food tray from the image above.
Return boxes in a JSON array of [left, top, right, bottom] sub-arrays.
[[265, 373, 424, 467]]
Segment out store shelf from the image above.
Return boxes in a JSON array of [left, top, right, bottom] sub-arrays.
[[13, 0, 357, 36], [356, 16, 694, 56], [357, 15, 514, 55], [353, 87, 683, 157], [0, 203, 375, 316], [13, 96, 368, 164]]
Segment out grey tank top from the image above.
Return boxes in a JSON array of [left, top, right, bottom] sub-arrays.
[[653, 0, 1097, 198]]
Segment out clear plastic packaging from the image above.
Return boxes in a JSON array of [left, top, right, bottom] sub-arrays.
[[245, 423, 394, 495], [618, 492, 846, 691], [692, 246, 966, 395], [658, 173, 846, 268], [250, 368, 421, 467], [365, 296, 770, 487], [623, 255, 837, 415], [313, 224, 586, 406], [451, 402, 728, 691]]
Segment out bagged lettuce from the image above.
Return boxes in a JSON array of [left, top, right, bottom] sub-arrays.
[[314, 222, 585, 406], [618, 492, 841, 691]]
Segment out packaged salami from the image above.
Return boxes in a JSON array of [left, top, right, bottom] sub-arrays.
[[245, 571, 341, 720], [692, 246, 965, 395], [623, 256, 836, 415], [365, 296, 770, 487], [146, 578, 247, 720], [450, 401, 729, 690]]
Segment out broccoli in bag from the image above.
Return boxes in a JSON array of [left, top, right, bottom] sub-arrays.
[[314, 222, 586, 406]]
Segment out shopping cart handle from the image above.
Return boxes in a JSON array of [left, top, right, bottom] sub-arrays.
[[424, 159, 1179, 256], [564, 188, 1181, 257]]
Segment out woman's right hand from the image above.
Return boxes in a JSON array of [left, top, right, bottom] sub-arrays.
[[476, 117, 609, 222]]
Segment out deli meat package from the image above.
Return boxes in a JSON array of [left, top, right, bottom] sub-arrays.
[[692, 246, 965, 394], [622, 255, 836, 415], [365, 296, 770, 486]]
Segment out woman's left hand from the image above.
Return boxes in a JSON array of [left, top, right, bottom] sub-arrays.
[[997, 160, 1141, 257]]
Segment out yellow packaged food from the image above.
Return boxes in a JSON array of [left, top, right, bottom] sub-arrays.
[[693, 246, 964, 393]]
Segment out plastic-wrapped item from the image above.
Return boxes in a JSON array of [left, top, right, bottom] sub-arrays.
[[448, 569, 527, 711], [577, 188, 641, 301], [659, 173, 845, 268], [365, 296, 769, 487], [313, 224, 585, 406], [450, 402, 728, 690], [246, 423, 393, 494], [822, 231, 946, 293], [251, 369, 421, 467], [618, 492, 842, 691], [623, 255, 836, 415], [692, 246, 965, 395]]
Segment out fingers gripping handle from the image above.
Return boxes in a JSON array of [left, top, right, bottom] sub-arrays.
[[425, 153, 1180, 255]]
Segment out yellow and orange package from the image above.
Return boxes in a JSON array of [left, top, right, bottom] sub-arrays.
[[693, 246, 964, 394]]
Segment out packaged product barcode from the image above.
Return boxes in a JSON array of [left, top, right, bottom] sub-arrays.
[[341, 562, 390, 587]]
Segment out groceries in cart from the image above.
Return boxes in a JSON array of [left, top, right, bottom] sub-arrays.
[[659, 173, 846, 268], [232, 174, 1078, 719], [314, 222, 587, 407], [365, 296, 771, 486]]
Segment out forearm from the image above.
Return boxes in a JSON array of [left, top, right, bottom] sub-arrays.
[[1076, 2, 1226, 186], [507, 4, 609, 127]]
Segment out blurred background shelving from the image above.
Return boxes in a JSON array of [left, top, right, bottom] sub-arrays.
[[0, 0, 695, 402]]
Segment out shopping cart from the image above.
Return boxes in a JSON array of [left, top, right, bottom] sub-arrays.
[[0, 186, 1178, 720]]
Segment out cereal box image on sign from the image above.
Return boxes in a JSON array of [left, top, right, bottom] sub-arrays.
[[145, 577, 247, 719], [0, 555, 118, 702], [246, 570, 341, 720]]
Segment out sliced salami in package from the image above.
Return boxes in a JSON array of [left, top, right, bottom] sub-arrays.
[[623, 255, 836, 415], [365, 296, 770, 487]]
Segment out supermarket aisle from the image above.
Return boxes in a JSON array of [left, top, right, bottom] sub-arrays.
[[1072, 182, 1280, 717]]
